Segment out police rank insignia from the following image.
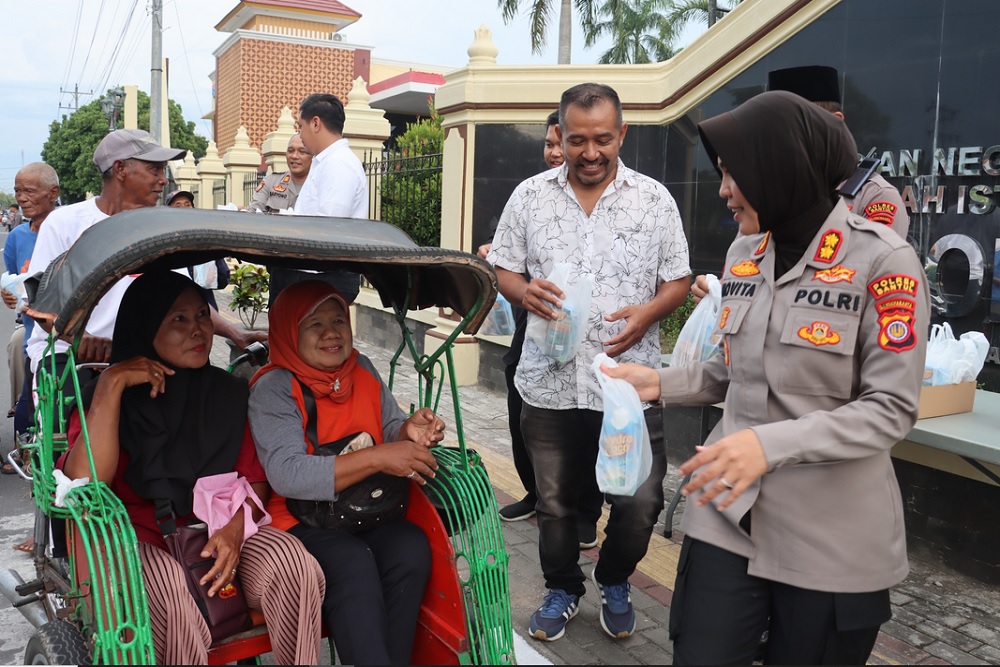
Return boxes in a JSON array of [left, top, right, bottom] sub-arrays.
[[754, 232, 770, 257], [797, 321, 841, 346], [863, 201, 897, 225], [730, 260, 760, 277], [813, 230, 843, 263], [718, 306, 731, 329], [813, 265, 856, 284], [877, 309, 917, 352]]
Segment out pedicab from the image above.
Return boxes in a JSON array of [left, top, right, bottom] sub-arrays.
[[0, 207, 515, 665]]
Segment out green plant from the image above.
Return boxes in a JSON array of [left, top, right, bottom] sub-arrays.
[[380, 99, 443, 247], [229, 263, 270, 329], [660, 292, 696, 353]]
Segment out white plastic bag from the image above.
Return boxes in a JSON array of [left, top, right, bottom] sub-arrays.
[[192, 261, 219, 290], [481, 292, 515, 336], [671, 275, 722, 367], [923, 323, 989, 385], [591, 353, 653, 496], [526, 263, 594, 363]]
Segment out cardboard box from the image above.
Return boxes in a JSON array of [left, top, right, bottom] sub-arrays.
[[917, 381, 976, 419]]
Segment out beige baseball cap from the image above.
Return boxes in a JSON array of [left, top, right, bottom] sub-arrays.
[[93, 129, 186, 172]]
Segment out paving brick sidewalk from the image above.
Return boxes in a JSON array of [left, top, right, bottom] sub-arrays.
[[213, 297, 1000, 665]]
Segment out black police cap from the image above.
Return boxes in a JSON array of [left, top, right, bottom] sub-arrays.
[[767, 65, 841, 105]]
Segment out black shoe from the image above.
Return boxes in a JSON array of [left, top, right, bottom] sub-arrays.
[[579, 523, 598, 549], [499, 496, 536, 522]]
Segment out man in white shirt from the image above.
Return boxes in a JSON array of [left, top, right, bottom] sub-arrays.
[[27, 129, 186, 374], [290, 93, 369, 302]]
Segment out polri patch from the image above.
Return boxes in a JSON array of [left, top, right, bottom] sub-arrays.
[[813, 265, 856, 284], [878, 309, 917, 352], [255, 180, 265, 193], [730, 260, 760, 277], [797, 321, 841, 346], [813, 230, 843, 263], [868, 274, 919, 299], [864, 201, 897, 225]]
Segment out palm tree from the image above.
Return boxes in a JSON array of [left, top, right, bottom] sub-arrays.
[[666, 0, 739, 31], [583, 0, 678, 64], [497, 0, 598, 64]]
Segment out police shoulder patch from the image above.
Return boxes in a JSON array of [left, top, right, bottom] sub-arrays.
[[254, 180, 265, 193], [868, 274, 919, 299], [863, 200, 897, 225], [877, 309, 917, 352]]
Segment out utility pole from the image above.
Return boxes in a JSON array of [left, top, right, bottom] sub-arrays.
[[58, 83, 93, 114], [708, 1, 718, 27], [150, 0, 163, 144]]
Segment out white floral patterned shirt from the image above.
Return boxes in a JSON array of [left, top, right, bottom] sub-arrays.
[[487, 160, 690, 411]]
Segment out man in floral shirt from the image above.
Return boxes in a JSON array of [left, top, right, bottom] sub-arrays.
[[487, 83, 690, 643]]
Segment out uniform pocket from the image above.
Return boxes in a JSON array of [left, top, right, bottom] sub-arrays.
[[777, 310, 860, 398]]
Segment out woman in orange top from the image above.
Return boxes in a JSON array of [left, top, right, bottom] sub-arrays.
[[248, 280, 444, 665]]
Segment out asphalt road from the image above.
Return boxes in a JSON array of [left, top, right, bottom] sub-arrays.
[[0, 230, 42, 664]]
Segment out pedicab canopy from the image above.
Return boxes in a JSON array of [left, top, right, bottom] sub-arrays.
[[25, 208, 498, 340]]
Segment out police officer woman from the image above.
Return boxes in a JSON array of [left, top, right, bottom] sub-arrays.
[[604, 91, 929, 664]]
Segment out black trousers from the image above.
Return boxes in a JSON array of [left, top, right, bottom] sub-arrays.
[[289, 519, 430, 666], [521, 405, 665, 596], [670, 537, 889, 665]]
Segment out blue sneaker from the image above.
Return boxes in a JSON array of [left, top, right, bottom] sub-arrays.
[[528, 589, 579, 641], [593, 571, 635, 638]]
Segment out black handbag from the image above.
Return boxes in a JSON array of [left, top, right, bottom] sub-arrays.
[[285, 382, 409, 533], [155, 502, 252, 642]]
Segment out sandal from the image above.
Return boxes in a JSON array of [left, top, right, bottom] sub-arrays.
[[13, 537, 33, 553], [1, 450, 19, 475]]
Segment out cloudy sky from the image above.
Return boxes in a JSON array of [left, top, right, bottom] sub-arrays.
[[0, 0, 699, 192]]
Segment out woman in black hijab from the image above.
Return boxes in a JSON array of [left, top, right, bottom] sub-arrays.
[[606, 91, 929, 664], [61, 271, 324, 665]]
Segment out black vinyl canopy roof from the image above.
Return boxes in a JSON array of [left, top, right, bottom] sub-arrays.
[[27, 208, 497, 340]]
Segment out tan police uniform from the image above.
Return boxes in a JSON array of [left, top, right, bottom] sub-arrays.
[[659, 199, 928, 593], [247, 171, 302, 214], [847, 172, 910, 240]]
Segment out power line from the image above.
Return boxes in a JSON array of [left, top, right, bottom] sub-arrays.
[[60, 2, 85, 92], [58, 83, 94, 115], [171, 0, 211, 135], [74, 0, 109, 89]]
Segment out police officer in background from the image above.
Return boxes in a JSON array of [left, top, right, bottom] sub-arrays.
[[768, 65, 909, 239], [244, 132, 313, 305], [692, 65, 910, 301], [247, 133, 312, 214]]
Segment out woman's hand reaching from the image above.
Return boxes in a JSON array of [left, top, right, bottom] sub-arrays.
[[199, 511, 245, 597], [400, 408, 446, 447]]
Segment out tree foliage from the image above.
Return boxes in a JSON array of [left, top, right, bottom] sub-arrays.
[[498, 0, 597, 64], [583, 0, 678, 64], [41, 89, 208, 203], [379, 102, 443, 247]]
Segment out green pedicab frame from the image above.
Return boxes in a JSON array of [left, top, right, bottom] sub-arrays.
[[21, 208, 514, 665]]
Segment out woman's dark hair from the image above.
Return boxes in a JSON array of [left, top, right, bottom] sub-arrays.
[[299, 93, 346, 135], [559, 83, 623, 129]]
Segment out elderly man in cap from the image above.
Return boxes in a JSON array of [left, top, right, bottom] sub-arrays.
[[26, 129, 186, 374]]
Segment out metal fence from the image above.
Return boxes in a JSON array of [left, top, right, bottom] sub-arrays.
[[244, 173, 263, 205], [212, 180, 226, 209], [364, 150, 443, 246]]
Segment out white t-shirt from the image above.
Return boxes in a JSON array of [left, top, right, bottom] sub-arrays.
[[295, 138, 368, 218], [26, 198, 135, 372]]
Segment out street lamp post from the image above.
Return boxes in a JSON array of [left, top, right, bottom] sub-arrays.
[[100, 87, 125, 133]]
